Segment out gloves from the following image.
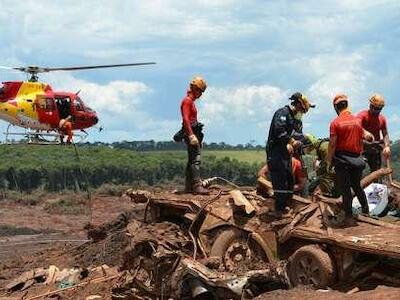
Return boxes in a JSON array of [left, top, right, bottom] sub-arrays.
[[286, 144, 294, 155], [189, 134, 199, 146], [292, 140, 302, 149], [383, 146, 391, 159], [364, 131, 374, 142]]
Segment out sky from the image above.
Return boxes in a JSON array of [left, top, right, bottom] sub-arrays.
[[0, 0, 399, 145]]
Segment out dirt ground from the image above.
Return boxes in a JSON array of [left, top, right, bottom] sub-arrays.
[[1, 191, 400, 299], [257, 286, 400, 300]]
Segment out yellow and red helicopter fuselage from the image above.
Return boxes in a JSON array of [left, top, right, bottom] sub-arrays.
[[0, 81, 98, 132]]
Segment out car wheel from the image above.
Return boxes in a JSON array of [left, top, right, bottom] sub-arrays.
[[288, 244, 335, 288], [210, 228, 270, 272]]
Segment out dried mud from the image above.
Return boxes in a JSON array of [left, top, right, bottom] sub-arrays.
[[1, 190, 400, 299]]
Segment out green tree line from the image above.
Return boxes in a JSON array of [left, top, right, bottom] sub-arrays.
[[0, 140, 398, 193], [0, 145, 262, 192]]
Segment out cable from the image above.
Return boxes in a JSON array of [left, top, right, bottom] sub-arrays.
[[201, 176, 240, 189], [73, 144, 93, 224]]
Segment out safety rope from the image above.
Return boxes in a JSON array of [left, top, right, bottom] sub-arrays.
[[73, 143, 93, 224]]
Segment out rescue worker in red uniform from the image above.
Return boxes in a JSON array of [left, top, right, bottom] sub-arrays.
[[59, 115, 73, 144], [180, 76, 209, 195], [357, 94, 391, 172], [327, 95, 374, 226]]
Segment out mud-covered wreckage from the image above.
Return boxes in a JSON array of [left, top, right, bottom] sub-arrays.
[[88, 167, 400, 299]]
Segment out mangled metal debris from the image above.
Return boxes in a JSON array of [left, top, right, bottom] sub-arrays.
[[5, 167, 400, 299]]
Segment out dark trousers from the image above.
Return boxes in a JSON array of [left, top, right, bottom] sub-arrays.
[[335, 165, 369, 217], [364, 148, 382, 173], [185, 143, 201, 188], [268, 148, 294, 212]]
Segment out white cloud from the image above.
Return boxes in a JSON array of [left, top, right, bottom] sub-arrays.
[[40, 72, 179, 141], [200, 85, 287, 125], [1, 0, 400, 143], [305, 52, 372, 115], [45, 73, 150, 113]]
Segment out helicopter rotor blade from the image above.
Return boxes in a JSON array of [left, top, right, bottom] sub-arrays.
[[1, 63, 156, 74], [42, 62, 156, 72]]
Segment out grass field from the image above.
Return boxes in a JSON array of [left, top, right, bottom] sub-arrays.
[[203, 150, 265, 164], [146, 150, 266, 164]]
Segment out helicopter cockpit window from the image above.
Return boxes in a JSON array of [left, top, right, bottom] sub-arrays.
[[74, 97, 85, 111], [46, 98, 55, 111]]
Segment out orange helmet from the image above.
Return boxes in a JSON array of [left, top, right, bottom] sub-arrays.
[[190, 76, 207, 92], [369, 94, 385, 108], [333, 94, 348, 106]]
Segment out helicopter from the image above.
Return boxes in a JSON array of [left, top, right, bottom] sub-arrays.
[[0, 62, 155, 144]]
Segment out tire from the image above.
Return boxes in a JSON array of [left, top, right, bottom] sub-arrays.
[[210, 228, 270, 272], [288, 245, 335, 288]]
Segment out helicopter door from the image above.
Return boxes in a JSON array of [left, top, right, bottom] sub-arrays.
[[35, 95, 59, 127], [55, 96, 71, 119]]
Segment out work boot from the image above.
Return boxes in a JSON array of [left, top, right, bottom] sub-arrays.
[[184, 180, 193, 193], [361, 205, 369, 215], [193, 182, 210, 195], [343, 216, 357, 227]]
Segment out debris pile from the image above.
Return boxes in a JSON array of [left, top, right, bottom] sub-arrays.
[[3, 168, 400, 299]]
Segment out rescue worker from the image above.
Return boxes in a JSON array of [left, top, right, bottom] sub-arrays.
[[327, 94, 374, 226], [357, 94, 391, 172], [258, 156, 306, 195], [180, 76, 209, 195], [306, 135, 339, 198], [59, 115, 73, 144], [266, 92, 315, 216]]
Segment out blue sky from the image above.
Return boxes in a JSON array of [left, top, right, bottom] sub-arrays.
[[0, 0, 399, 144]]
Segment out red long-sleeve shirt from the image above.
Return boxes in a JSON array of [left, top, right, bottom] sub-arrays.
[[180, 91, 197, 136], [357, 109, 387, 141]]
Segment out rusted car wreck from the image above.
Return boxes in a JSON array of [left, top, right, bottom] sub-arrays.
[[109, 167, 400, 299]]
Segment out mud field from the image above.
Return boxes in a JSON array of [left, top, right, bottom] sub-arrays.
[[1, 187, 400, 299]]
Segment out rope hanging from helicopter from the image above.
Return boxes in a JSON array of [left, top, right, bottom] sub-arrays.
[[72, 143, 93, 224]]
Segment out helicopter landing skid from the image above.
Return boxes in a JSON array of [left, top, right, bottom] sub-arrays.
[[3, 125, 88, 145]]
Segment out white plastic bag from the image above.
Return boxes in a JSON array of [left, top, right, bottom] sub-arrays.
[[353, 183, 388, 216]]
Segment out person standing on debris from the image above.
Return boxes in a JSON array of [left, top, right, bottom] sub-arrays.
[[266, 92, 315, 216], [59, 115, 73, 144], [179, 76, 209, 195], [327, 94, 374, 226], [357, 94, 391, 172]]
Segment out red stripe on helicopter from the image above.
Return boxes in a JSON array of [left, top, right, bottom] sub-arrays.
[[0, 82, 23, 101]]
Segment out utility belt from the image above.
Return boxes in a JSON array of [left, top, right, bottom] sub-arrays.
[[333, 150, 365, 170], [363, 140, 384, 153], [173, 122, 204, 143]]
